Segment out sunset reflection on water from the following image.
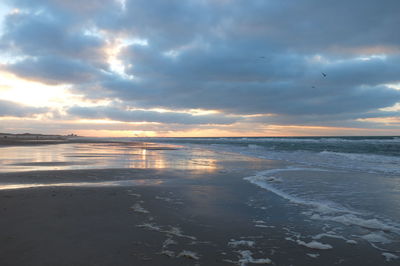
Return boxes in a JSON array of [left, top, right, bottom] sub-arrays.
[[0, 142, 220, 173]]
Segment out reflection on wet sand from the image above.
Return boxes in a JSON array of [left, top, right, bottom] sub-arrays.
[[0, 179, 165, 190], [0, 142, 221, 173]]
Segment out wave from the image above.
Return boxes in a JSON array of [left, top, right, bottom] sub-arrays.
[[131, 136, 400, 144], [117, 136, 400, 174], [244, 168, 361, 215], [222, 145, 400, 175], [244, 168, 400, 249]]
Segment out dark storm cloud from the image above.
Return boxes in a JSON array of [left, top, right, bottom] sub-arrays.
[[67, 105, 239, 125], [1, 0, 400, 127], [0, 99, 48, 117]]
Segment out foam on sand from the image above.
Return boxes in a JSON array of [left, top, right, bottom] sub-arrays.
[[253, 220, 275, 228], [128, 193, 141, 197], [130, 203, 149, 214], [255, 224, 275, 228], [160, 250, 175, 258], [236, 250, 272, 265], [137, 223, 197, 240], [177, 250, 200, 260], [307, 253, 320, 258], [285, 229, 333, 250], [228, 239, 255, 248], [162, 237, 177, 248], [155, 195, 183, 204], [159, 237, 178, 258]]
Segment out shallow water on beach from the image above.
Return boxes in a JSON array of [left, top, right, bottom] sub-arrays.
[[0, 142, 252, 173], [245, 167, 400, 258]]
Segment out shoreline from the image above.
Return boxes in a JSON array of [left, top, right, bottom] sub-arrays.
[[0, 138, 180, 152]]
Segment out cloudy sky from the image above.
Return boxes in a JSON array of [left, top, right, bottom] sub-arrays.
[[0, 0, 399, 137]]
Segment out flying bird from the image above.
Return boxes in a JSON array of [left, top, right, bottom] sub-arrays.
[[321, 72, 327, 78]]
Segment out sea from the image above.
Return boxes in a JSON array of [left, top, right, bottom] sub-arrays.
[[132, 136, 400, 175]]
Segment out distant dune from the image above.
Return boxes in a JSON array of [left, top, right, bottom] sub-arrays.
[[0, 133, 71, 145]]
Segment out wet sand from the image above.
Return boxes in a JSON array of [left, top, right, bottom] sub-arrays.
[[0, 167, 396, 266]]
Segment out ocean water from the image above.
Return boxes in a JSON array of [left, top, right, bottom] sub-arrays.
[[130, 136, 400, 258], [130, 136, 400, 175]]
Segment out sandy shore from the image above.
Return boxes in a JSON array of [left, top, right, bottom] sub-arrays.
[[0, 166, 395, 266]]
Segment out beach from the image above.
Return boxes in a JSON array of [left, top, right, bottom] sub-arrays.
[[1, 139, 399, 265]]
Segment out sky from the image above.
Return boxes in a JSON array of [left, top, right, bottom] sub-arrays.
[[0, 0, 399, 137]]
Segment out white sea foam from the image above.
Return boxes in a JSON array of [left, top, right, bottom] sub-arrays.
[[382, 252, 399, 261], [255, 224, 275, 228], [307, 253, 320, 258], [284, 229, 333, 250], [312, 233, 347, 241], [228, 239, 255, 248], [296, 240, 333, 250], [310, 213, 400, 235], [360, 232, 392, 244]]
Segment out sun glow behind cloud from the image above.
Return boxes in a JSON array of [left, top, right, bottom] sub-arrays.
[[0, 71, 72, 107], [0, 71, 112, 109], [105, 37, 147, 79]]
